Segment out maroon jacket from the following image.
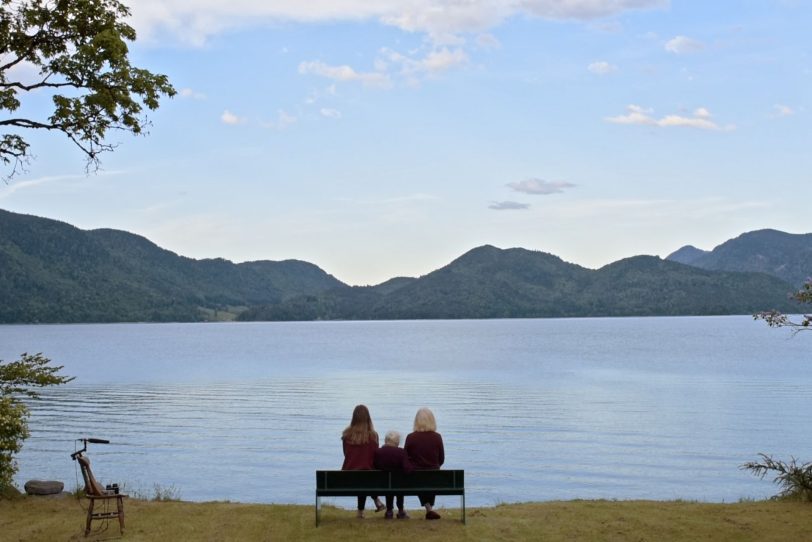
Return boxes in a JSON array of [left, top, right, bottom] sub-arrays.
[[404, 431, 444, 470], [342, 436, 378, 470], [374, 445, 414, 473]]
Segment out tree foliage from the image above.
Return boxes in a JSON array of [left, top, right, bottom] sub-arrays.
[[754, 279, 812, 333], [0, 353, 72, 493], [0, 0, 175, 180]]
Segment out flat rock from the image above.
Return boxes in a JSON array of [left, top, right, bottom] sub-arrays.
[[24, 480, 64, 496]]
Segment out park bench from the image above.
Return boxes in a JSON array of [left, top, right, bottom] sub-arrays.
[[315, 469, 465, 526]]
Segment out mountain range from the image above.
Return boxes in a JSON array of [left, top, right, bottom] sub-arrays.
[[0, 209, 807, 323]]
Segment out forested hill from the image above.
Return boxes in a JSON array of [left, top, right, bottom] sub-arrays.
[[238, 246, 798, 321], [0, 209, 802, 323], [0, 209, 345, 323], [666, 229, 812, 287]]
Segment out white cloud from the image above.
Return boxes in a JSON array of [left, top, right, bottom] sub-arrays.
[[507, 178, 576, 195], [588, 61, 617, 75], [604, 104, 657, 125], [605, 105, 732, 130], [665, 35, 704, 54], [320, 108, 342, 119], [220, 110, 245, 125], [126, 1, 667, 46], [298, 60, 391, 88], [489, 201, 530, 210], [179, 88, 206, 100], [773, 104, 795, 117]]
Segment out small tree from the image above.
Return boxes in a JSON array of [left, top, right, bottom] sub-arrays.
[[0, 353, 72, 493], [741, 454, 812, 502], [0, 0, 176, 180]]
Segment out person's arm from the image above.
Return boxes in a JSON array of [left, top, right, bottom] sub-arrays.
[[402, 450, 414, 473], [437, 433, 445, 467]]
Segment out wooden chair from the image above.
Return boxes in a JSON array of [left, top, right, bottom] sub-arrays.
[[76, 455, 127, 536]]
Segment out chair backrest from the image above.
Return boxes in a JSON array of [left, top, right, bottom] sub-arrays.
[[76, 455, 106, 496]]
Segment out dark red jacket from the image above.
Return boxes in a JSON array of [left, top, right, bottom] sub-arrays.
[[374, 445, 414, 473], [404, 431, 444, 470], [342, 436, 378, 470]]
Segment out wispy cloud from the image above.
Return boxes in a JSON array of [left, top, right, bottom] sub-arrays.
[[298, 60, 391, 88], [0, 171, 124, 200], [220, 109, 246, 125], [772, 104, 795, 117], [588, 61, 617, 75], [489, 201, 530, 210], [605, 105, 733, 130], [665, 35, 704, 54], [507, 178, 576, 195], [261, 109, 297, 129], [476, 33, 501, 49], [377, 46, 469, 85], [320, 108, 342, 119], [179, 87, 207, 100]]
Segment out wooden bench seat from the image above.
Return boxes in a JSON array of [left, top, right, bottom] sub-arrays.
[[315, 469, 465, 526]]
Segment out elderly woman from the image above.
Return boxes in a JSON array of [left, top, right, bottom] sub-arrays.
[[341, 404, 385, 518], [374, 430, 413, 519], [404, 407, 445, 520]]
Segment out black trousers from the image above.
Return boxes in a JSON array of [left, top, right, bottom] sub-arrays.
[[356, 495, 379, 510], [385, 494, 405, 511]]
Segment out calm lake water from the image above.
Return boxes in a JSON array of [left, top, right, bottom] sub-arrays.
[[2, 316, 810, 506]]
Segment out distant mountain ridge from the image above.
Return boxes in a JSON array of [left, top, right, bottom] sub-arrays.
[[666, 229, 812, 287], [0, 209, 344, 323], [0, 209, 805, 323], [239, 248, 796, 321]]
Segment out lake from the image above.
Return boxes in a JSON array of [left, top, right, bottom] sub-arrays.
[[2, 316, 810, 506]]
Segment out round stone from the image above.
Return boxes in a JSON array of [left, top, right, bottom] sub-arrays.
[[24, 480, 64, 496]]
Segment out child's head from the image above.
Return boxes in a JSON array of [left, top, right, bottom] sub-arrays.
[[384, 430, 401, 447]]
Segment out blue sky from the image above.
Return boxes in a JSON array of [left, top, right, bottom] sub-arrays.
[[1, 0, 809, 285]]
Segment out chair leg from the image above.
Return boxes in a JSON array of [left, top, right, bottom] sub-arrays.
[[117, 496, 125, 534], [85, 499, 94, 536]]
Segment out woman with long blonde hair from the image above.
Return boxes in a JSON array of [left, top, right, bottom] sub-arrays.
[[341, 404, 385, 517], [404, 407, 445, 520]]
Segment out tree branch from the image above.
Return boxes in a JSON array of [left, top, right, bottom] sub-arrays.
[[0, 118, 59, 130]]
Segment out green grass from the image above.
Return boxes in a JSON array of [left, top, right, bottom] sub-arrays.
[[2, 496, 812, 541]]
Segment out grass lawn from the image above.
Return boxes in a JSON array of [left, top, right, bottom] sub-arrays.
[[1, 496, 810, 541]]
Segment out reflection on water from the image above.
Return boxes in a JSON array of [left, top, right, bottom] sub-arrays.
[[5, 316, 812, 505]]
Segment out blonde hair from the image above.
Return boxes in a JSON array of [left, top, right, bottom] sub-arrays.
[[342, 404, 379, 445], [384, 430, 401, 446], [413, 407, 437, 432]]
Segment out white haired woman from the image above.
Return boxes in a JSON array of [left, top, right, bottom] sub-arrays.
[[404, 407, 445, 520]]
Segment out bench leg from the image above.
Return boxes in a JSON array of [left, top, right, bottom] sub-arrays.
[[315, 494, 320, 527], [462, 493, 466, 525]]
